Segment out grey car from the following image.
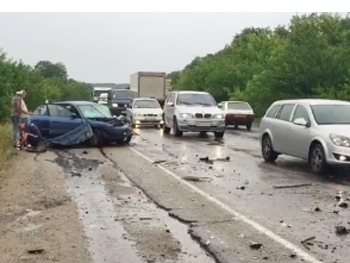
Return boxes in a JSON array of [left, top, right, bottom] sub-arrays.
[[259, 99, 350, 173]]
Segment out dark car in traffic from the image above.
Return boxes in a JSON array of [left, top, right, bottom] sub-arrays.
[[30, 101, 133, 146], [108, 89, 137, 116]]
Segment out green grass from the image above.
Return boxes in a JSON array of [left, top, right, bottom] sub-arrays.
[[0, 123, 17, 171]]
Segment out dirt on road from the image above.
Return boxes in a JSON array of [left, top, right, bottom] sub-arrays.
[[0, 151, 91, 263]]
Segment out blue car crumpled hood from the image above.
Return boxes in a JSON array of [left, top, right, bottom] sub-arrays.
[[44, 120, 93, 146]]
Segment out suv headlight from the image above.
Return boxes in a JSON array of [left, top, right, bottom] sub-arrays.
[[213, 114, 224, 119], [112, 103, 118, 107], [179, 113, 193, 119], [330, 134, 350, 147]]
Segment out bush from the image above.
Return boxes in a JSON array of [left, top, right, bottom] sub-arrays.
[[0, 123, 15, 171]]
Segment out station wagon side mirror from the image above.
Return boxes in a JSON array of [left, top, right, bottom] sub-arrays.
[[293, 118, 309, 127], [166, 102, 174, 107], [218, 104, 223, 108]]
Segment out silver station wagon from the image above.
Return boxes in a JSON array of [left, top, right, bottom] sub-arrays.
[[259, 99, 350, 173]]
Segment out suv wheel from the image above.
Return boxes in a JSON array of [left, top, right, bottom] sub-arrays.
[[246, 123, 252, 131], [309, 143, 327, 174], [261, 134, 278, 162], [162, 115, 171, 134], [173, 117, 183, 137], [214, 131, 224, 139]]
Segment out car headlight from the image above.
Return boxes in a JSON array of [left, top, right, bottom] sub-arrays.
[[330, 134, 350, 147], [134, 113, 143, 117], [112, 103, 118, 107], [179, 113, 193, 119], [213, 114, 224, 119]]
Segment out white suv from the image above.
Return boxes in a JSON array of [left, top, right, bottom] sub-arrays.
[[162, 91, 225, 138]]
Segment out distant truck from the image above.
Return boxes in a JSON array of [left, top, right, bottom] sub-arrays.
[[130, 72, 172, 100], [92, 87, 112, 102]]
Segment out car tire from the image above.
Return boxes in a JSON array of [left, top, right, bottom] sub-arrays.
[[309, 143, 328, 174], [173, 117, 183, 137], [246, 123, 252, 131], [261, 134, 278, 162], [234, 124, 239, 129], [90, 129, 103, 147], [163, 116, 171, 134], [214, 131, 225, 139]]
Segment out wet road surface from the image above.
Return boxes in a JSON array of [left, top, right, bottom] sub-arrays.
[[38, 126, 350, 263]]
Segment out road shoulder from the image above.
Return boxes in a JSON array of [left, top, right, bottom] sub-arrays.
[[0, 151, 91, 263]]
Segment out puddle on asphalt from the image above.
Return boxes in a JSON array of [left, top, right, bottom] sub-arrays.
[[55, 150, 214, 263]]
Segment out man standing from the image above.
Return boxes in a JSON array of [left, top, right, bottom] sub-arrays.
[[10, 90, 32, 147]]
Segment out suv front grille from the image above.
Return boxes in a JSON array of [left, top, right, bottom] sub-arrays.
[[144, 114, 157, 117], [195, 113, 203, 118], [204, 113, 212, 118]]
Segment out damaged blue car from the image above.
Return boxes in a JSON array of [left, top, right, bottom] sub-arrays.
[[30, 101, 133, 147]]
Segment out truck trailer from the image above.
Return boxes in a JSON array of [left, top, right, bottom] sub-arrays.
[[130, 71, 172, 99]]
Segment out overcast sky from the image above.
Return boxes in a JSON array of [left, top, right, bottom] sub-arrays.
[[0, 12, 309, 83]]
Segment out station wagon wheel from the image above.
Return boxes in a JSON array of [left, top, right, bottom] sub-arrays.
[[261, 134, 278, 162], [309, 143, 327, 174]]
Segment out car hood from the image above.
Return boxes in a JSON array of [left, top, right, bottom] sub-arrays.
[[177, 105, 224, 115], [225, 109, 254, 115], [133, 108, 163, 115], [318, 125, 350, 137]]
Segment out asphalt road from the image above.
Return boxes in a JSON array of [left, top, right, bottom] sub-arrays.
[[16, 126, 350, 263]]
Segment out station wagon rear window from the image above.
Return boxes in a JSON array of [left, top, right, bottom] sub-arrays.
[[311, 105, 350, 125]]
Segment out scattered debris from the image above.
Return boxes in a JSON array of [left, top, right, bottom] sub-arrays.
[[71, 171, 82, 177], [301, 236, 315, 250], [237, 186, 245, 190], [182, 176, 212, 182], [199, 156, 214, 164], [27, 248, 45, 254], [272, 183, 312, 189], [335, 225, 349, 235], [333, 210, 339, 214], [289, 253, 297, 258], [249, 242, 262, 249], [153, 160, 166, 164], [338, 201, 348, 208], [82, 150, 88, 154], [216, 156, 230, 162], [314, 207, 321, 212]]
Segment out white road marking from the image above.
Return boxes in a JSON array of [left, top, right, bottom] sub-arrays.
[[130, 147, 322, 263]]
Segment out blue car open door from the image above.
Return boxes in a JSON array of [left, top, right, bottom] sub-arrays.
[[47, 104, 83, 138]]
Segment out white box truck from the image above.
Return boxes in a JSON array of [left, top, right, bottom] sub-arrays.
[[130, 71, 172, 98]]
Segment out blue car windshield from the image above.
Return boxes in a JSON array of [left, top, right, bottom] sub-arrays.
[[78, 105, 112, 118]]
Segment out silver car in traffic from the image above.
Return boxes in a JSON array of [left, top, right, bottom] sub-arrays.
[[259, 99, 350, 173], [162, 91, 225, 138]]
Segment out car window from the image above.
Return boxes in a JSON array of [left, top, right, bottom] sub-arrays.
[[169, 94, 175, 103], [276, 104, 295, 121], [292, 105, 310, 122], [33, 105, 48, 116], [48, 105, 74, 118], [265, 104, 280, 118], [227, 102, 252, 110]]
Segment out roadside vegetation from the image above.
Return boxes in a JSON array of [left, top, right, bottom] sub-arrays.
[[0, 49, 92, 169], [168, 12, 350, 117]]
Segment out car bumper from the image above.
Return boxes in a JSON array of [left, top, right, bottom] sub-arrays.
[[225, 115, 254, 125], [177, 119, 225, 132], [324, 143, 350, 166], [110, 107, 127, 116], [104, 125, 133, 141], [133, 117, 163, 126]]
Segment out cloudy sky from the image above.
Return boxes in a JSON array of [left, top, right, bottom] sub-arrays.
[[0, 12, 308, 83]]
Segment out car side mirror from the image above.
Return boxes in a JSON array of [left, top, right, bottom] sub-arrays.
[[71, 113, 78, 118], [218, 104, 223, 108], [293, 118, 309, 127], [166, 102, 174, 107]]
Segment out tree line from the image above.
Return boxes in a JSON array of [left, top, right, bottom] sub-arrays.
[[0, 50, 92, 123], [167, 13, 350, 116]]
